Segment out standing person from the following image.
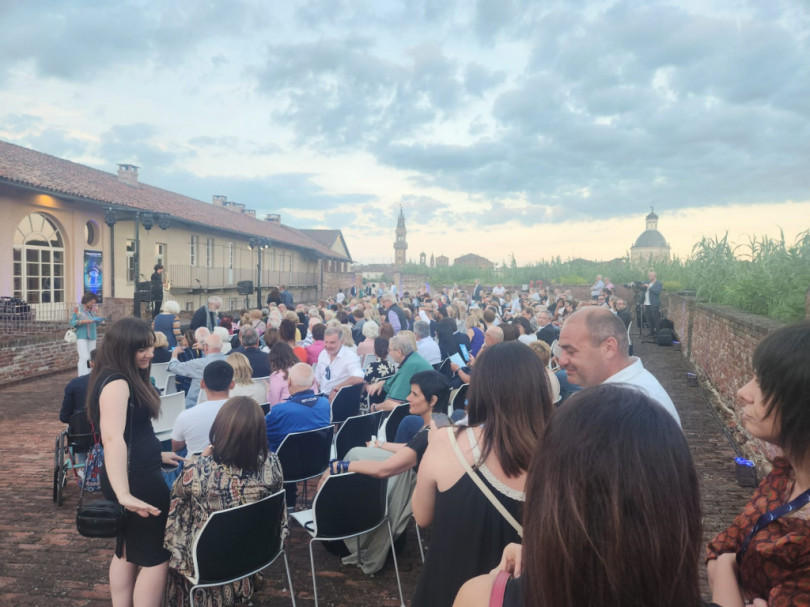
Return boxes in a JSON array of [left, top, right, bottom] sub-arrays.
[[150, 264, 165, 319], [86, 317, 183, 605], [381, 294, 408, 334], [189, 296, 221, 332], [707, 321, 810, 605], [411, 341, 553, 607], [279, 285, 294, 308], [642, 270, 662, 336], [472, 279, 483, 302], [456, 384, 703, 607], [152, 300, 182, 348], [70, 291, 104, 376]]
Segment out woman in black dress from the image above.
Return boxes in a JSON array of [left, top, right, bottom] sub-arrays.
[[87, 317, 183, 605]]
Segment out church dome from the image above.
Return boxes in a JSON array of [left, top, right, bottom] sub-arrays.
[[633, 229, 668, 248]]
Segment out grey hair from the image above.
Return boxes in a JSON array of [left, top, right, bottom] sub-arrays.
[[413, 320, 431, 339], [239, 326, 259, 347], [161, 300, 181, 314], [362, 320, 379, 339], [390, 332, 416, 356], [324, 326, 342, 339], [208, 296, 223, 307]]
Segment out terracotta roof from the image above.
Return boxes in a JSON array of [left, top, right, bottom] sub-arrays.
[[0, 140, 348, 261]]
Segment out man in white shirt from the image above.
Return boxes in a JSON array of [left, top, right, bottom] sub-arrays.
[[590, 275, 605, 299], [336, 289, 346, 304], [414, 320, 441, 365], [315, 326, 364, 401], [491, 283, 505, 297], [171, 360, 234, 455], [556, 307, 680, 426]]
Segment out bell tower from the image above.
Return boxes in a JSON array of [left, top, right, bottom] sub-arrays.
[[394, 206, 407, 266]]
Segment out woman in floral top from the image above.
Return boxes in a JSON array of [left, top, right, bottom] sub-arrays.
[[164, 396, 286, 606], [707, 321, 810, 606]]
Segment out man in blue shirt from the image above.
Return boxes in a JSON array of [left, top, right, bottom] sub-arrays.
[[265, 363, 331, 452]]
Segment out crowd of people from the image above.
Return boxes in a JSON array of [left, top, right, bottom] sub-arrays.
[[60, 279, 810, 606]]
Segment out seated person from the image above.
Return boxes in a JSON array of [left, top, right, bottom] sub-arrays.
[[314, 326, 364, 401], [226, 352, 268, 404], [367, 332, 434, 412], [323, 371, 450, 574], [164, 396, 285, 607], [305, 323, 326, 365], [266, 363, 331, 507], [152, 331, 172, 363], [60, 348, 96, 423], [528, 340, 561, 404], [229, 326, 270, 377], [265, 363, 331, 452], [171, 360, 235, 456], [414, 320, 442, 365]]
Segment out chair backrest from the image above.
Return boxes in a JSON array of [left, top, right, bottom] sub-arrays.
[[67, 410, 95, 452], [310, 473, 387, 538], [190, 489, 286, 585], [150, 362, 171, 392], [153, 391, 187, 434], [259, 402, 271, 415], [382, 402, 410, 443], [627, 321, 633, 347], [334, 411, 385, 460], [330, 383, 363, 424], [252, 376, 270, 387], [449, 383, 469, 413], [361, 354, 378, 371], [276, 426, 335, 483], [548, 339, 559, 371]]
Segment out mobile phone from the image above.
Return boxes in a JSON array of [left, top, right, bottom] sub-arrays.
[[431, 413, 453, 428], [458, 344, 470, 362]]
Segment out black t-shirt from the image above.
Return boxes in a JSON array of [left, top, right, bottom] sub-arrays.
[[406, 426, 430, 469]]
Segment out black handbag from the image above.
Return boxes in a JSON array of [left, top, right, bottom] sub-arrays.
[[76, 499, 125, 538], [76, 379, 133, 539]]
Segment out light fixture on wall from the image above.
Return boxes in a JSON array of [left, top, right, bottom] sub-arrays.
[[141, 213, 154, 231]]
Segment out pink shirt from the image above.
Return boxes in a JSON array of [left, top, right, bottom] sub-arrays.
[[305, 341, 325, 365], [266, 369, 318, 406]]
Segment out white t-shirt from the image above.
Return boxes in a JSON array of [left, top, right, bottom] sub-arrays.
[[171, 398, 228, 454], [602, 358, 681, 426]]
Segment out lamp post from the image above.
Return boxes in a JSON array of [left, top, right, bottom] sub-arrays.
[[249, 237, 272, 309]]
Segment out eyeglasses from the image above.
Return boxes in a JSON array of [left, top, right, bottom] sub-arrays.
[[325, 365, 331, 380]]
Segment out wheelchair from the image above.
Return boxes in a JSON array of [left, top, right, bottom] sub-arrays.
[[53, 410, 96, 506]]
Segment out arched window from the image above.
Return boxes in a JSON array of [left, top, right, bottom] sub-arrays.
[[13, 213, 65, 304]]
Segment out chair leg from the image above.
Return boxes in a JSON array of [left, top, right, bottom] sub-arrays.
[[386, 519, 406, 607], [282, 549, 297, 607], [414, 518, 425, 562], [308, 539, 319, 607]]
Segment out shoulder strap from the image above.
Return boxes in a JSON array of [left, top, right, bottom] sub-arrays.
[[737, 486, 810, 565], [489, 571, 511, 607], [447, 427, 523, 538]]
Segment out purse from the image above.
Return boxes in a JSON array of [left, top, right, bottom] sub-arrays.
[[76, 381, 133, 539], [64, 328, 77, 344]]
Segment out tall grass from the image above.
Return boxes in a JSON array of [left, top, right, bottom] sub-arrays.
[[396, 230, 810, 323]]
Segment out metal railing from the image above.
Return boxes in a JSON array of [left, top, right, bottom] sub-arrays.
[[167, 265, 318, 290]]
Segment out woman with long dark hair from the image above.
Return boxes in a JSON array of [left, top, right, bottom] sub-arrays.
[[164, 396, 284, 606], [265, 341, 301, 406], [86, 317, 183, 605], [707, 321, 810, 605], [411, 341, 552, 606], [455, 384, 703, 607]]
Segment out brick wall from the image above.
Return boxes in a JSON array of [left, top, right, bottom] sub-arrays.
[[663, 292, 785, 474], [0, 338, 79, 386]]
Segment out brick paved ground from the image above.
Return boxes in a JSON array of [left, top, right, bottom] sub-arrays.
[[0, 335, 751, 606]]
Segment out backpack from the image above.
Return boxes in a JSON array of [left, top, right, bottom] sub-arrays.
[[656, 328, 675, 346]]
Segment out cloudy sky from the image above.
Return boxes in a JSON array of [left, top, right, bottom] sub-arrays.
[[1, 0, 808, 265]]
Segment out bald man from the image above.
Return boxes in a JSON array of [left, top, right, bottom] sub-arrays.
[[556, 307, 679, 425]]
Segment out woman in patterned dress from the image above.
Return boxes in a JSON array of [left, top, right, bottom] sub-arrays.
[[164, 396, 285, 606], [707, 321, 810, 606]]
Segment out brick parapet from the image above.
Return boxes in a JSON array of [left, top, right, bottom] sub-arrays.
[[664, 292, 785, 475]]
